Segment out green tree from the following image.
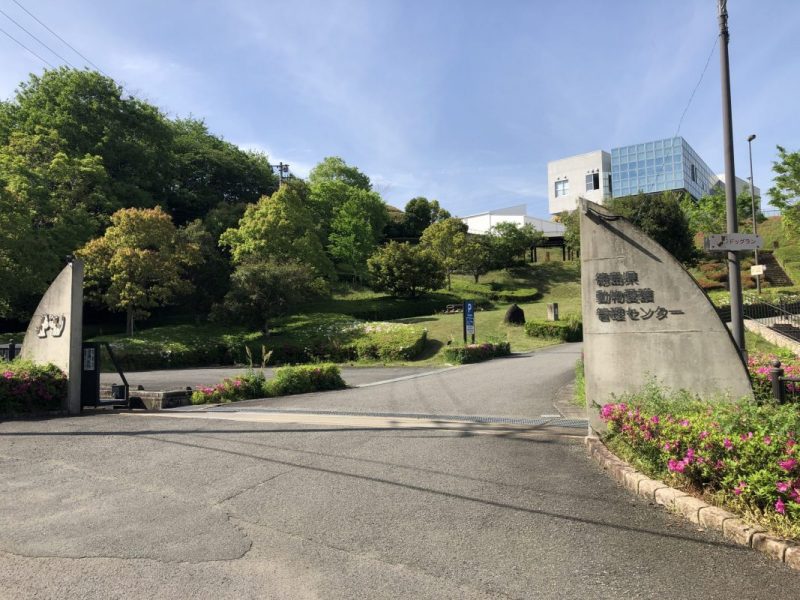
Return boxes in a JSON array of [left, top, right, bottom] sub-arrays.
[[769, 146, 800, 234], [681, 186, 758, 235], [556, 209, 581, 255], [78, 207, 201, 334], [403, 197, 451, 238], [489, 222, 543, 268], [0, 128, 113, 315], [167, 118, 278, 224], [219, 180, 334, 278], [368, 242, 445, 298], [328, 189, 389, 282], [219, 259, 328, 334], [460, 236, 493, 283], [177, 220, 232, 314], [308, 156, 371, 190], [5, 67, 174, 209], [607, 191, 697, 264], [420, 217, 469, 289]]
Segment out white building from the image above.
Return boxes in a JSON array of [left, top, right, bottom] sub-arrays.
[[547, 150, 612, 214], [459, 204, 565, 238], [715, 174, 761, 199]]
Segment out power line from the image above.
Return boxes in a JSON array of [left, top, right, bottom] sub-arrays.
[[0, 25, 55, 68], [675, 36, 718, 137], [0, 7, 75, 67], [10, 0, 106, 75]]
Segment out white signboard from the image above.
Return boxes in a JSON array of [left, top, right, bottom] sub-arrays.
[[751, 265, 766, 276], [703, 233, 763, 252]]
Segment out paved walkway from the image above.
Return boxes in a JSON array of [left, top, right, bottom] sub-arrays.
[[2, 343, 798, 598]]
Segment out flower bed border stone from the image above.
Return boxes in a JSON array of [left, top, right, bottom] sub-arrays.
[[585, 435, 800, 570]]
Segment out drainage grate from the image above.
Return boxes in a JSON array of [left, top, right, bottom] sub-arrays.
[[206, 406, 589, 429]]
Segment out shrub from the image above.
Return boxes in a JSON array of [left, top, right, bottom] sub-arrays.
[[265, 364, 346, 396], [442, 341, 511, 364], [368, 241, 445, 298], [0, 360, 66, 414], [190, 370, 267, 405], [524, 315, 582, 342], [574, 359, 586, 407], [601, 384, 800, 540], [747, 352, 800, 403]]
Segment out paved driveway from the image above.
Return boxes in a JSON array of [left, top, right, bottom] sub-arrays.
[[2, 344, 798, 598]]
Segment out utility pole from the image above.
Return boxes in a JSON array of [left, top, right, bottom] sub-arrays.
[[273, 162, 290, 187], [718, 0, 745, 353], [747, 134, 760, 294]]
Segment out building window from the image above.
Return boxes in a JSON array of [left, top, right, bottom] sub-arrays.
[[555, 179, 569, 197], [606, 174, 612, 195], [690, 163, 697, 183], [585, 172, 600, 191]]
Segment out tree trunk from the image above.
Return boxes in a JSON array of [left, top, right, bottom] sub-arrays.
[[473, 273, 479, 283], [447, 272, 452, 290], [126, 307, 134, 336]]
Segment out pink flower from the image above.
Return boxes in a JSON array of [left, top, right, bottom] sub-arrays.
[[684, 448, 695, 464], [733, 481, 747, 496], [763, 436, 772, 446], [775, 499, 786, 515], [663, 442, 672, 452], [740, 432, 753, 441], [650, 415, 660, 425], [668, 459, 686, 473], [699, 430, 710, 440], [723, 438, 734, 450], [2, 370, 13, 379], [779, 458, 798, 472], [680, 419, 691, 427], [777, 481, 791, 493]]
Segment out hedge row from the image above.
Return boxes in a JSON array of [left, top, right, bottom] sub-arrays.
[[442, 341, 511, 364], [191, 364, 346, 404], [524, 317, 583, 342], [0, 360, 66, 415]]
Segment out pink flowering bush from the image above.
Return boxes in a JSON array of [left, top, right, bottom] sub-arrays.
[[442, 341, 511, 364], [190, 364, 346, 404], [602, 383, 800, 539], [747, 352, 800, 402], [0, 360, 67, 414]]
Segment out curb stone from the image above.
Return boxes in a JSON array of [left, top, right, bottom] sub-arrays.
[[585, 436, 800, 571]]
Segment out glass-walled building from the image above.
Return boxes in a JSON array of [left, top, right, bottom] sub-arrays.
[[610, 137, 718, 201]]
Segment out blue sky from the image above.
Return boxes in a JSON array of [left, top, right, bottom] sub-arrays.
[[1, 0, 797, 219]]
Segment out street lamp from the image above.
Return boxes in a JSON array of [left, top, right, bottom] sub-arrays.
[[747, 134, 760, 293]]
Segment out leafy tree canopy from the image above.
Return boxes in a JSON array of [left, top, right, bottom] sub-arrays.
[[368, 242, 445, 298], [769, 145, 800, 234], [607, 191, 697, 264], [219, 180, 334, 278], [77, 207, 200, 334], [403, 197, 451, 238], [681, 185, 759, 236], [488, 222, 542, 268], [420, 217, 469, 289], [328, 188, 389, 282], [308, 156, 371, 191]]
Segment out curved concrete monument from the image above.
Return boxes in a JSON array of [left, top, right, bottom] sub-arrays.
[[20, 259, 84, 415], [579, 200, 753, 433]]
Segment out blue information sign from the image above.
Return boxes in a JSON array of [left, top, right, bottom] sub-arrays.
[[464, 299, 475, 341]]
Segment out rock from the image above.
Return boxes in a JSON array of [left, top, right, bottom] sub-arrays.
[[504, 304, 525, 325]]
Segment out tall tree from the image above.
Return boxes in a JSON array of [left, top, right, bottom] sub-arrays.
[[460, 236, 493, 283], [489, 222, 543, 268], [403, 197, 451, 238], [420, 217, 469, 289], [308, 156, 371, 190], [607, 191, 697, 264], [168, 118, 278, 224], [769, 146, 800, 234], [368, 242, 445, 298], [5, 67, 174, 209], [681, 186, 757, 235], [328, 189, 389, 282], [219, 180, 334, 279], [78, 207, 200, 334]]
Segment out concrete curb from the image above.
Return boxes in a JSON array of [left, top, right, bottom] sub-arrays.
[[585, 436, 800, 570]]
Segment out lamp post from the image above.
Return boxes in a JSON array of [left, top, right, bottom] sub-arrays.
[[747, 134, 760, 293]]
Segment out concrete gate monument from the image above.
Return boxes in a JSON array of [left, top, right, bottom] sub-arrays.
[[20, 258, 84, 415], [579, 200, 753, 433]]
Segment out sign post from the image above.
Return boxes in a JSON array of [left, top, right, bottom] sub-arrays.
[[463, 300, 475, 344], [703, 233, 763, 252]]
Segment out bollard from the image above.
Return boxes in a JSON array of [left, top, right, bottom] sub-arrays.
[[771, 360, 785, 404], [546, 303, 559, 322]]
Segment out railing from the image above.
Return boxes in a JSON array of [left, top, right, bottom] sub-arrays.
[[770, 360, 800, 404], [742, 296, 800, 341], [0, 341, 21, 361]]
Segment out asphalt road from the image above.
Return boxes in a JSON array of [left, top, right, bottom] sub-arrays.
[[100, 366, 443, 390], [2, 343, 798, 598]]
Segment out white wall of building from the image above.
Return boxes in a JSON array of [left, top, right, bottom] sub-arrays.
[[460, 204, 564, 236], [547, 150, 611, 214]]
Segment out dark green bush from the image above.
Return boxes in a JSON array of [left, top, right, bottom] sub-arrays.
[[0, 360, 66, 415], [524, 316, 583, 342], [265, 364, 346, 396], [442, 341, 511, 364]]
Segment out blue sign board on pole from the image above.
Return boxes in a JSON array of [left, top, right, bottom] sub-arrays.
[[464, 299, 475, 342]]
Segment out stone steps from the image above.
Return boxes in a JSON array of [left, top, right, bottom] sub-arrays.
[[759, 252, 794, 287]]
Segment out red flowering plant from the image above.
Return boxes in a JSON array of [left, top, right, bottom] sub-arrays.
[[601, 382, 800, 539], [0, 360, 66, 414], [191, 371, 266, 405]]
